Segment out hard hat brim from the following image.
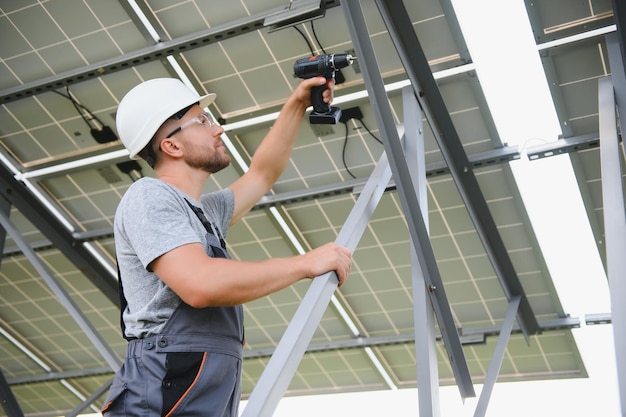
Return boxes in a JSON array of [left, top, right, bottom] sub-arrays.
[[199, 93, 217, 109]]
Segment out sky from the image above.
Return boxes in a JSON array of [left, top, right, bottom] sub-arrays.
[[242, 0, 621, 416]]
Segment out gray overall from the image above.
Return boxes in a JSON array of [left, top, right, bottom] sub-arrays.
[[102, 200, 244, 417]]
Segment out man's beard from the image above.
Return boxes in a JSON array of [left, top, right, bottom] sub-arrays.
[[185, 143, 231, 174]]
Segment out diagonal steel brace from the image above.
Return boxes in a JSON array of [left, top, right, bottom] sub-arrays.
[[342, 0, 475, 398], [242, 148, 393, 417]]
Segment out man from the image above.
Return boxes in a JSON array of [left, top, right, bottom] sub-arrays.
[[101, 77, 352, 416]]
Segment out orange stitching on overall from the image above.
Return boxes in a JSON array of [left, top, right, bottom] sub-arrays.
[[164, 352, 208, 417], [100, 401, 113, 414]]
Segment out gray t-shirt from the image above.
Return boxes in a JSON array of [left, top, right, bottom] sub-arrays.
[[114, 177, 234, 339]]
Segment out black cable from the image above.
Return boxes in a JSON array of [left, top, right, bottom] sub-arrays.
[[341, 116, 386, 179], [293, 25, 315, 56], [53, 87, 119, 144], [52, 88, 104, 130], [341, 121, 357, 179], [310, 20, 327, 54], [296, 21, 358, 177], [358, 118, 383, 144], [66, 86, 104, 129], [310, 20, 345, 85]]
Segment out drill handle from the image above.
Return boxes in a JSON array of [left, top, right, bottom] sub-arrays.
[[311, 84, 331, 114]]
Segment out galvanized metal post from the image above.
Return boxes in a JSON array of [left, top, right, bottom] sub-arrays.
[[403, 85, 440, 416], [598, 76, 626, 416]]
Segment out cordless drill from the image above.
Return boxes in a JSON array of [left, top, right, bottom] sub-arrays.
[[293, 53, 356, 124]]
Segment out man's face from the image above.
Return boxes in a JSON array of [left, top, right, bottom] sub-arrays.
[[161, 105, 230, 174]]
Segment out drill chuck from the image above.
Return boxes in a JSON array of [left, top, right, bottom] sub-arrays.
[[293, 54, 355, 79]]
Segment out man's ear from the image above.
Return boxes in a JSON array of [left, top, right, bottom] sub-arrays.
[[159, 137, 183, 158]]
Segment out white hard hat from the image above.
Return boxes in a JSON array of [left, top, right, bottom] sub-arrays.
[[116, 78, 216, 159]]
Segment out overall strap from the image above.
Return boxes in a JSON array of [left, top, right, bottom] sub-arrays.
[[116, 261, 134, 341], [184, 199, 226, 246], [184, 198, 228, 258]]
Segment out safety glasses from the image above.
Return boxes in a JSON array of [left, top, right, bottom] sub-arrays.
[[165, 113, 219, 138]]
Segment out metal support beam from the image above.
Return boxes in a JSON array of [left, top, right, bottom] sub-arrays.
[[0, 196, 10, 268], [241, 148, 393, 417], [612, 0, 626, 73], [607, 32, 626, 150], [526, 133, 602, 160], [374, 0, 539, 341], [5, 316, 583, 386], [404, 85, 440, 416], [244, 315, 581, 358], [0, 164, 118, 304], [7, 367, 112, 385], [586, 313, 612, 325], [473, 296, 521, 417], [598, 76, 626, 415], [66, 378, 113, 417], [0, 210, 121, 371], [0, 369, 24, 417], [17, 150, 524, 230], [343, 0, 474, 398], [0, 1, 340, 104], [2, 144, 524, 258]]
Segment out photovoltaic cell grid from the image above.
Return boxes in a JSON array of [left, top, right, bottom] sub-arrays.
[[0, 0, 615, 414]]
